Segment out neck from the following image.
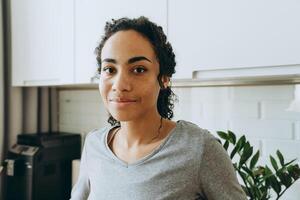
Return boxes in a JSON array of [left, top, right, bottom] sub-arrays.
[[118, 111, 164, 148]]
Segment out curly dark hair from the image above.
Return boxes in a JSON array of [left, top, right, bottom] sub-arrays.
[[95, 16, 177, 126]]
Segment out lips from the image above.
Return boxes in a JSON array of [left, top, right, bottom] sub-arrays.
[[109, 97, 138, 108], [109, 97, 137, 103]]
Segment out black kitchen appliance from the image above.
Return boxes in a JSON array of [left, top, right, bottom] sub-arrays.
[[4, 132, 81, 200]]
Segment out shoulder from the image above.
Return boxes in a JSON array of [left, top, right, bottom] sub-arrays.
[[85, 127, 107, 141], [176, 120, 217, 143], [172, 120, 220, 158], [83, 126, 113, 148], [183, 121, 223, 153]]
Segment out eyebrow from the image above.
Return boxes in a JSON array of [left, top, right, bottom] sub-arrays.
[[128, 56, 152, 64], [101, 56, 152, 64]]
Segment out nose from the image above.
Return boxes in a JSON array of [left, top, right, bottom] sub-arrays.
[[112, 71, 132, 92]]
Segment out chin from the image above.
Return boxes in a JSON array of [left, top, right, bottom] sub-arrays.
[[110, 112, 136, 122]]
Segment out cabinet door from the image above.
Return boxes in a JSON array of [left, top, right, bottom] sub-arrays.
[[169, 0, 300, 79], [11, 0, 74, 86], [75, 0, 167, 84]]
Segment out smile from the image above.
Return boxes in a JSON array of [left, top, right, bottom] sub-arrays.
[[109, 97, 138, 108]]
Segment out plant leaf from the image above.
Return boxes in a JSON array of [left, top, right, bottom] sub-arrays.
[[284, 159, 297, 167], [276, 150, 284, 167], [264, 166, 281, 194], [217, 131, 228, 141], [250, 150, 260, 169], [230, 145, 239, 159], [253, 166, 264, 177], [239, 146, 253, 167], [228, 130, 236, 144], [270, 156, 279, 171], [236, 135, 246, 151], [243, 142, 251, 153], [262, 166, 274, 181], [223, 140, 229, 150], [241, 166, 254, 178], [230, 136, 248, 160], [239, 170, 248, 181], [277, 171, 292, 188], [287, 164, 300, 180], [269, 174, 281, 194]]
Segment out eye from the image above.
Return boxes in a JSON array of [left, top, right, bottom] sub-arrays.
[[133, 66, 147, 74], [102, 66, 116, 74]]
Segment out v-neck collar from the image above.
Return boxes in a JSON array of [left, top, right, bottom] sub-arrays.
[[104, 120, 181, 168]]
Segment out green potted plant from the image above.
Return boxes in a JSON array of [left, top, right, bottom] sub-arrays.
[[217, 130, 300, 200]]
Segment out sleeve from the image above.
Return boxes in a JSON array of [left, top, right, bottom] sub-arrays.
[[70, 139, 90, 200], [198, 136, 247, 200]]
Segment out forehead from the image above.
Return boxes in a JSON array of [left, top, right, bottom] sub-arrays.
[[101, 30, 156, 61]]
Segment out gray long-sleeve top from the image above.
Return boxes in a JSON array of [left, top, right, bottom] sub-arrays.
[[70, 120, 247, 200]]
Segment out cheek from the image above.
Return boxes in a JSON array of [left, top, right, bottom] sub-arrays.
[[142, 82, 161, 102], [98, 82, 109, 104]]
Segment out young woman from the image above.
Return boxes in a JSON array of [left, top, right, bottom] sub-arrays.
[[70, 17, 247, 200]]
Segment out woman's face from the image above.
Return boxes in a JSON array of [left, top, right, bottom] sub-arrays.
[[99, 30, 162, 122]]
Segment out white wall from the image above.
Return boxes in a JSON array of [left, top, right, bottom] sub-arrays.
[[59, 85, 300, 200]]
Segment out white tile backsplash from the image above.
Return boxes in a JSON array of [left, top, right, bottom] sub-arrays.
[[295, 121, 300, 140], [202, 101, 231, 119], [262, 100, 300, 120], [229, 101, 260, 119], [195, 118, 229, 135], [229, 119, 294, 139], [263, 139, 300, 160], [230, 85, 295, 100], [58, 90, 108, 135], [59, 84, 300, 199]]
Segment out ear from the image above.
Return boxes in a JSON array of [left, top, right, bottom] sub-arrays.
[[160, 75, 170, 88]]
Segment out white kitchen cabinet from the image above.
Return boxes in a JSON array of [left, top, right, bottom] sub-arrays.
[[74, 0, 168, 84], [168, 0, 300, 79], [11, 0, 74, 86], [13, 0, 298, 86]]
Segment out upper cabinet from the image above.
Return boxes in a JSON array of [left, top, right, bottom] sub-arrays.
[[169, 0, 300, 79], [11, 0, 300, 86], [11, 0, 74, 86], [74, 0, 167, 84]]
